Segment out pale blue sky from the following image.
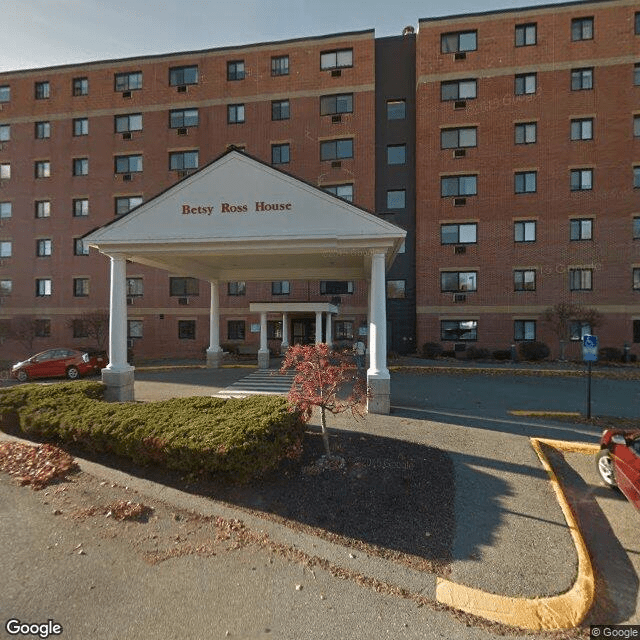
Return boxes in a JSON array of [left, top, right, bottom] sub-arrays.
[[3, 0, 572, 72]]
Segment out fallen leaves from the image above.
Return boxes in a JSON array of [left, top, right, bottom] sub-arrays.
[[0, 441, 78, 490]]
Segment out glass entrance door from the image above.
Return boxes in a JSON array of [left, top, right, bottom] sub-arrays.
[[292, 318, 315, 344]]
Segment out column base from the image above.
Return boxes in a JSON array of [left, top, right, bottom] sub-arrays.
[[206, 348, 224, 368], [101, 367, 135, 402], [258, 350, 270, 370], [366, 374, 390, 415], [280, 342, 289, 356]]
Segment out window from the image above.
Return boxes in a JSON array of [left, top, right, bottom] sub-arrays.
[[570, 218, 593, 240], [320, 93, 353, 116], [387, 280, 406, 299], [634, 268, 640, 291], [441, 271, 477, 292], [571, 17, 593, 41], [635, 166, 640, 189], [321, 138, 353, 161], [515, 73, 536, 95], [227, 320, 245, 340], [634, 217, 640, 239], [115, 154, 143, 174], [441, 127, 477, 149], [114, 71, 142, 92], [271, 143, 290, 165], [386, 144, 406, 165], [387, 100, 406, 120], [569, 268, 593, 290], [227, 104, 245, 124], [272, 99, 290, 121], [73, 118, 88, 136], [386, 190, 406, 210], [570, 321, 592, 341], [73, 199, 89, 217], [515, 171, 537, 194], [127, 320, 143, 340], [441, 222, 477, 244], [320, 48, 353, 70], [0, 86, 9, 102], [170, 108, 199, 128], [36, 246, 57, 269], [0, 163, 10, 179], [334, 321, 354, 340], [571, 68, 593, 91], [320, 281, 353, 295], [515, 122, 537, 144], [228, 281, 246, 296], [73, 158, 88, 176], [35, 161, 50, 178], [324, 184, 353, 202], [35, 121, 50, 139], [514, 269, 536, 291], [0, 124, 9, 141], [35, 81, 50, 99], [636, 12, 640, 35], [635, 115, 640, 138], [115, 113, 142, 133], [73, 278, 89, 297], [115, 196, 142, 216], [441, 320, 478, 341], [571, 118, 593, 140], [178, 320, 196, 340], [35, 201, 51, 218], [73, 77, 88, 96], [227, 61, 245, 81], [441, 31, 477, 53], [441, 175, 477, 197], [515, 23, 537, 46], [35, 278, 52, 296], [34, 319, 51, 337], [169, 151, 198, 171], [271, 55, 289, 76], [514, 220, 536, 242], [0, 279, 12, 295], [570, 168, 593, 191], [127, 277, 144, 297], [635, 63, 640, 86], [169, 65, 198, 86], [272, 281, 290, 295], [74, 238, 89, 256], [441, 79, 477, 101], [514, 320, 536, 341], [0, 241, 12, 257], [266, 321, 283, 340], [0, 202, 11, 219], [169, 277, 199, 296]]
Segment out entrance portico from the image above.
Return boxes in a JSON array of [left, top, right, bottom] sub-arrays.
[[84, 150, 405, 414]]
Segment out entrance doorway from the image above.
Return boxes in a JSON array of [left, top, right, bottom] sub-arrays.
[[292, 318, 315, 344]]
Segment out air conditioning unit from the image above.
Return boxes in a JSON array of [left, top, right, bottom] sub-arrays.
[[331, 69, 342, 77], [331, 161, 342, 168], [453, 149, 466, 158], [122, 132, 132, 140], [454, 52, 467, 60], [454, 245, 466, 254], [122, 173, 132, 182], [331, 296, 342, 305], [331, 114, 342, 123], [454, 100, 467, 110], [122, 91, 132, 98], [177, 127, 188, 136], [178, 297, 189, 305], [454, 197, 467, 206], [176, 85, 187, 93], [127, 296, 134, 305], [453, 293, 467, 302], [177, 169, 192, 178]]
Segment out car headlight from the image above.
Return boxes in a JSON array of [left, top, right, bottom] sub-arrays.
[[82, 353, 90, 363]]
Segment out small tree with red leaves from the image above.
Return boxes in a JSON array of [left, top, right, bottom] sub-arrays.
[[280, 343, 368, 458]]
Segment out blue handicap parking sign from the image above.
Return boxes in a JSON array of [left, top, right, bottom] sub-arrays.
[[583, 335, 598, 361]]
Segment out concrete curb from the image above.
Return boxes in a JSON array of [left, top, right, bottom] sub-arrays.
[[435, 438, 599, 631]]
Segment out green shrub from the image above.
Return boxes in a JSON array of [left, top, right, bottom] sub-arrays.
[[0, 382, 304, 482], [492, 349, 511, 361], [518, 341, 550, 361], [465, 346, 490, 360], [599, 347, 622, 362], [421, 342, 443, 358]]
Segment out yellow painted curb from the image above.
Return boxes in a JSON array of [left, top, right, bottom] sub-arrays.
[[509, 410, 581, 418], [435, 437, 596, 630]]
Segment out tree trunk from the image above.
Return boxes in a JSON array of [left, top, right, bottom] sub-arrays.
[[320, 406, 331, 457]]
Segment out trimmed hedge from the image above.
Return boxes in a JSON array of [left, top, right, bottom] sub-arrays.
[[0, 381, 305, 482]]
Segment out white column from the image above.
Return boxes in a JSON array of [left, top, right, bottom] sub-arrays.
[[367, 251, 390, 414], [315, 311, 323, 344], [281, 312, 289, 354], [325, 313, 332, 347], [206, 280, 223, 368], [102, 254, 134, 402], [258, 311, 269, 369]]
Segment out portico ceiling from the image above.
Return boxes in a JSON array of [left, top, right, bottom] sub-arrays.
[[84, 150, 406, 281]]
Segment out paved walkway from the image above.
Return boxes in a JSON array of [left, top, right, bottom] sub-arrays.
[[213, 368, 295, 398]]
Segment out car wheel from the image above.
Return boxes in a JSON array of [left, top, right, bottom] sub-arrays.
[[66, 366, 80, 380], [596, 449, 617, 487], [16, 370, 28, 383]]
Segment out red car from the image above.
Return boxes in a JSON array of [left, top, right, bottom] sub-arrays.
[[596, 429, 640, 512], [11, 348, 108, 382]]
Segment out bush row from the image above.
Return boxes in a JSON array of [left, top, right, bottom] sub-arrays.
[[0, 382, 305, 482]]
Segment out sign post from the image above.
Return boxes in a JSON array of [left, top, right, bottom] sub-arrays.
[[582, 335, 598, 419]]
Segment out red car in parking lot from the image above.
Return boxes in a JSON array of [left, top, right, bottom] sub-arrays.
[[597, 428, 640, 512], [11, 348, 108, 382]]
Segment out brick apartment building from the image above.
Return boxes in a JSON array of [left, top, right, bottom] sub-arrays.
[[0, 0, 639, 363]]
